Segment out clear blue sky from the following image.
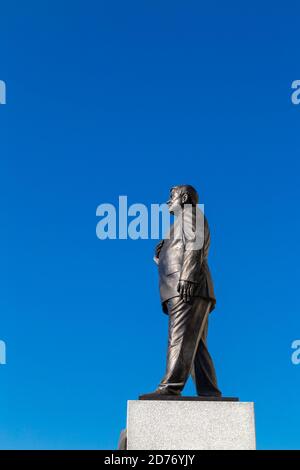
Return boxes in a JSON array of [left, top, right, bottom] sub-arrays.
[[1, 1, 300, 450]]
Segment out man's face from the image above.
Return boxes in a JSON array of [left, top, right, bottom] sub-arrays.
[[167, 188, 182, 215]]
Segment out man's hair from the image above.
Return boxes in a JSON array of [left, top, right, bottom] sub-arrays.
[[171, 184, 199, 206]]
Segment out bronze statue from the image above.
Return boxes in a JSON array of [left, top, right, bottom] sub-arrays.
[[140, 185, 221, 398]]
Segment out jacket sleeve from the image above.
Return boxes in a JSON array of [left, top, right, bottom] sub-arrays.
[[179, 208, 204, 283]]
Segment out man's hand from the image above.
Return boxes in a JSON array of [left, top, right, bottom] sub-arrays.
[[177, 280, 196, 303]]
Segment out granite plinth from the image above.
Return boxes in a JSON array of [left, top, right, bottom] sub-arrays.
[[127, 399, 256, 450]]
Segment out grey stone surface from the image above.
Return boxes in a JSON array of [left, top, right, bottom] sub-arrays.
[[127, 400, 256, 450]]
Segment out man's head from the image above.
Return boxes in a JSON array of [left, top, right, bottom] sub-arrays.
[[167, 185, 199, 214]]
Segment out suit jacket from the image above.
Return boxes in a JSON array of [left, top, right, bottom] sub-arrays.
[[155, 207, 216, 313]]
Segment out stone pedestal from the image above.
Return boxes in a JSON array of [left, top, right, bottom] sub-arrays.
[[126, 399, 256, 450]]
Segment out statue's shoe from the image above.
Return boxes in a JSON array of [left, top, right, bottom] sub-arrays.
[[139, 388, 181, 399]]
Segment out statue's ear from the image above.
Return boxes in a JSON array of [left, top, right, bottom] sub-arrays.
[[181, 193, 188, 204]]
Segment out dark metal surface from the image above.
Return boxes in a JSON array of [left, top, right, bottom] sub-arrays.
[[141, 185, 222, 399], [138, 396, 239, 401]]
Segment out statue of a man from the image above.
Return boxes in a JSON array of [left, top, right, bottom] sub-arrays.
[[140, 185, 221, 398]]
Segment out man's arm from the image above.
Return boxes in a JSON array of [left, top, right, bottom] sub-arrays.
[[178, 208, 204, 302]]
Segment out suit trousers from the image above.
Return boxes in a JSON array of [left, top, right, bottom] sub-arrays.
[[158, 296, 221, 396]]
